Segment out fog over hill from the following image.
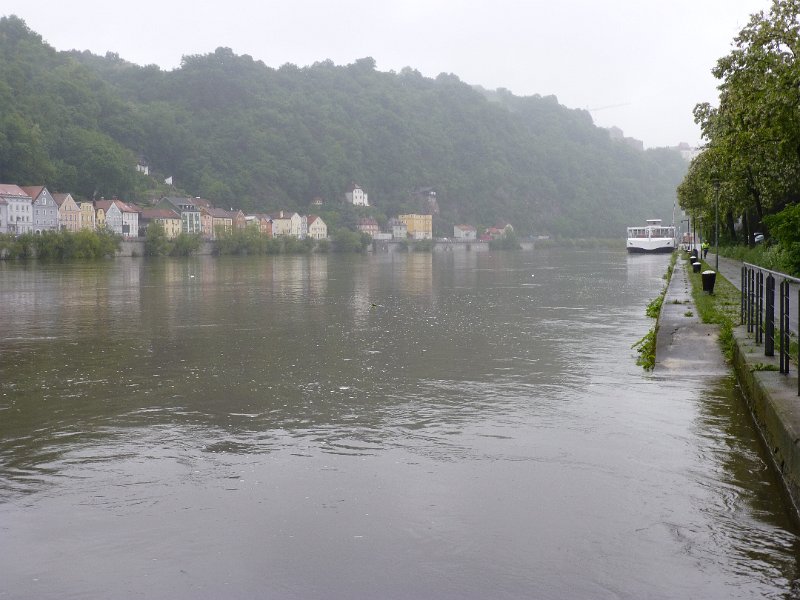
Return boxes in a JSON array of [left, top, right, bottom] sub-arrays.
[[0, 15, 687, 237]]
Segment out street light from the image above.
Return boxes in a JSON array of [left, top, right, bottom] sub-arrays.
[[712, 179, 720, 273], [681, 217, 690, 250]]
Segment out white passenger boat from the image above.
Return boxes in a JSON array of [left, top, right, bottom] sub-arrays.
[[626, 219, 676, 253]]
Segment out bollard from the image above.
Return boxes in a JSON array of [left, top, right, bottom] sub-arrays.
[[692, 261, 701, 273], [701, 270, 716, 294]]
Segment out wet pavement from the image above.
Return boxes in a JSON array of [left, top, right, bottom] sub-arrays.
[[655, 255, 728, 377]]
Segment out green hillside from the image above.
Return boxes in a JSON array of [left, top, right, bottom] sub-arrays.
[[0, 15, 686, 237]]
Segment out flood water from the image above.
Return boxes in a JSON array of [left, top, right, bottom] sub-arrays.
[[1, 248, 799, 599]]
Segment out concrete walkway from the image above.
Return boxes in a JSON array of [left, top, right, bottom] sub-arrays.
[[654, 255, 728, 376]]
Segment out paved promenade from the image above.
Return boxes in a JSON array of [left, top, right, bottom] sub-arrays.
[[654, 254, 728, 377], [657, 252, 800, 513]]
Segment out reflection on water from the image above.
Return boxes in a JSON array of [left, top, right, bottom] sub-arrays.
[[1, 249, 799, 599]]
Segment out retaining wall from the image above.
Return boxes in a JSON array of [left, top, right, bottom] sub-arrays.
[[731, 326, 800, 513]]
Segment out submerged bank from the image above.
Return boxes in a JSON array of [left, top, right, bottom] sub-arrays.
[[656, 252, 800, 517]]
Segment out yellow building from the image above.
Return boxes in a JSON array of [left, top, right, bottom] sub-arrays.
[[79, 201, 96, 230], [142, 209, 182, 238], [399, 214, 432, 240]]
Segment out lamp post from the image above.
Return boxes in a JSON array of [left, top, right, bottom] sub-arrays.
[[681, 218, 689, 250], [712, 179, 720, 272]]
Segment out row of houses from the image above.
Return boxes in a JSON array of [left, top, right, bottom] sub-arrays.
[[354, 217, 512, 242], [1, 182, 511, 243], [354, 214, 434, 241], [0, 185, 330, 241]]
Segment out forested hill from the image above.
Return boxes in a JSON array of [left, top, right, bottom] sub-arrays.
[[0, 15, 687, 237]]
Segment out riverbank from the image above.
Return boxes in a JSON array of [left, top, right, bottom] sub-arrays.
[[657, 252, 800, 516]]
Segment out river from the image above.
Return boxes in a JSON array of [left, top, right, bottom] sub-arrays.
[[1, 249, 798, 599]]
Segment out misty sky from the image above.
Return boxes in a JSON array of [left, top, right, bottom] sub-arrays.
[[3, 0, 770, 148]]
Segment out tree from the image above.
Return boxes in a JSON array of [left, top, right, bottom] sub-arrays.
[[684, 0, 800, 243]]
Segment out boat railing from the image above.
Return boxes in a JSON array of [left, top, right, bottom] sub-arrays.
[[740, 262, 800, 394]]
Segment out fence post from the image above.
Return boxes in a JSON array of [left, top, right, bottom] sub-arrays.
[[749, 268, 755, 333], [741, 265, 746, 325], [766, 274, 775, 357], [756, 271, 764, 344], [780, 280, 789, 374]]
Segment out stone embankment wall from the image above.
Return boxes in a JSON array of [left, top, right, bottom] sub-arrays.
[[731, 328, 800, 512]]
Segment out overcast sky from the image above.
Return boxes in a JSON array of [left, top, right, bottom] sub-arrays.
[[3, 0, 771, 148]]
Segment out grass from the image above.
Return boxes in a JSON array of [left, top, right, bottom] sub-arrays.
[[645, 295, 664, 319], [717, 243, 794, 275], [686, 257, 742, 361], [632, 329, 657, 370]]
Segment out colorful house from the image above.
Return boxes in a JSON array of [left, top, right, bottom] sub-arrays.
[[22, 186, 59, 234], [140, 208, 182, 238], [208, 208, 233, 238], [158, 197, 202, 235], [306, 215, 328, 240], [95, 200, 123, 234], [0, 184, 33, 234], [79, 201, 96, 230], [53, 193, 82, 232], [356, 217, 380, 237], [399, 213, 432, 240]]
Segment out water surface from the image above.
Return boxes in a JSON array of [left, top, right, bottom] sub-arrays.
[[1, 249, 798, 599]]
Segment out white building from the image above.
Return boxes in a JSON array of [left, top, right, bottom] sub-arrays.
[[345, 184, 369, 207], [453, 224, 477, 241], [0, 184, 33, 234], [388, 218, 407, 240], [117, 201, 140, 238], [96, 200, 123, 234], [306, 215, 328, 240]]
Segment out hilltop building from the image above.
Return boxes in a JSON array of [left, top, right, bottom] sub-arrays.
[[345, 184, 369, 207]]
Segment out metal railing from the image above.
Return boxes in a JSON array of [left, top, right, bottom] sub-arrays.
[[741, 262, 800, 395]]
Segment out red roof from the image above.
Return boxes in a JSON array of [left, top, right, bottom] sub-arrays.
[[0, 184, 31, 198], [115, 201, 140, 213], [20, 186, 45, 200]]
